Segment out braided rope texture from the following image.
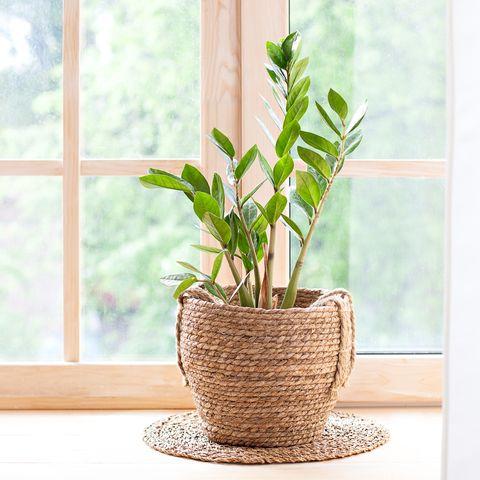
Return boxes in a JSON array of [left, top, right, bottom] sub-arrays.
[[143, 411, 389, 464], [176, 286, 356, 448]]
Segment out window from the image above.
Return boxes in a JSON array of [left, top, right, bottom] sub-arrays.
[[0, 0, 444, 408]]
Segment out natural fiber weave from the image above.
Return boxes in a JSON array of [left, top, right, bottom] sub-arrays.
[[176, 286, 356, 447], [143, 411, 389, 464]]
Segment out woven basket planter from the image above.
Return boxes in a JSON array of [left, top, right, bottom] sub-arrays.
[[176, 286, 356, 448]]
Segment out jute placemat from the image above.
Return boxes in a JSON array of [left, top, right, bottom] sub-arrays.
[[143, 411, 389, 464]]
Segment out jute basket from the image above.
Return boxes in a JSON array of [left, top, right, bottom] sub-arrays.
[[176, 286, 356, 448]]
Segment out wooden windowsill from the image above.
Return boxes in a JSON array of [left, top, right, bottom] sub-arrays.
[[0, 407, 441, 479]]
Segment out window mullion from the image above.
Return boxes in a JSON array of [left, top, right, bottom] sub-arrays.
[[63, 0, 80, 362]]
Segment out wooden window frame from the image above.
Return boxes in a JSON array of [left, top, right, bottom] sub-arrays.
[[0, 0, 443, 409]]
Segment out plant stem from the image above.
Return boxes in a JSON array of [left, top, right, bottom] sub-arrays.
[[234, 183, 262, 307], [281, 123, 348, 309], [265, 223, 276, 308], [225, 252, 254, 307]]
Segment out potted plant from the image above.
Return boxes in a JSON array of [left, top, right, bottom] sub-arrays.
[[140, 31, 366, 448]]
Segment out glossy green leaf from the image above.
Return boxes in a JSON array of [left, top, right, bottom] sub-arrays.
[[193, 192, 220, 221], [211, 252, 224, 283], [211, 173, 225, 217], [173, 276, 198, 299], [281, 32, 297, 60], [344, 130, 363, 156], [271, 84, 286, 114], [286, 76, 310, 110], [256, 116, 276, 147], [300, 131, 338, 157], [284, 96, 308, 127], [315, 101, 341, 136], [223, 182, 236, 204], [307, 166, 327, 196], [273, 154, 294, 188], [181, 164, 210, 194], [264, 192, 288, 224], [160, 273, 196, 287], [281, 214, 304, 243], [235, 144, 258, 180], [288, 57, 309, 89], [203, 212, 232, 245], [177, 261, 204, 276], [241, 179, 267, 206], [266, 41, 287, 69], [139, 174, 193, 193], [296, 170, 321, 208], [243, 200, 258, 228], [275, 121, 300, 157], [328, 88, 348, 120], [297, 146, 331, 179], [346, 100, 368, 134], [289, 187, 314, 219], [265, 64, 281, 85], [190, 244, 223, 254], [258, 151, 274, 186], [226, 211, 239, 256], [260, 95, 282, 130], [251, 213, 269, 235], [209, 128, 235, 158]]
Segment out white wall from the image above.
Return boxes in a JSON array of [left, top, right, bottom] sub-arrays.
[[444, 0, 480, 478]]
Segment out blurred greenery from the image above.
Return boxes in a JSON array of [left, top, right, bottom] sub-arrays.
[[0, 0, 445, 359]]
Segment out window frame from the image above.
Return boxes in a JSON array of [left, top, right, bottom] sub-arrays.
[[0, 0, 443, 409]]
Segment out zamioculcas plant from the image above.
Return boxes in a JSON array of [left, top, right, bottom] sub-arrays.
[[140, 31, 367, 309]]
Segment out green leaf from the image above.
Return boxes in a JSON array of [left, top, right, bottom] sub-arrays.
[[290, 33, 303, 63], [297, 146, 331, 179], [203, 212, 232, 245], [266, 41, 287, 69], [226, 211, 239, 256], [139, 174, 193, 193], [209, 128, 235, 158], [315, 101, 341, 136], [265, 64, 281, 85], [289, 187, 314, 219], [258, 151, 274, 186], [177, 261, 204, 275], [271, 84, 286, 114], [193, 192, 220, 221], [286, 76, 310, 111], [223, 182, 236, 204], [241, 179, 267, 206], [211, 252, 224, 282], [344, 130, 363, 156], [284, 96, 308, 127], [273, 154, 294, 188], [346, 101, 368, 134], [264, 192, 288, 224], [300, 131, 338, 156], [181, 164, 210, 194], [226, 159, 237, 185], [251, 213, 269, 235], [173, 276, 198, 299], [204, 282, 224, 301], [281, 32, 297, 60], [288, 57, 309, 89], [307, 166, 327, 196], [235, 144, 258, 180], [160, 273, 196, 287], [275, 121, 300, 157], [281, 214, 304, 243], [211, 173, 225, 217], [190, 244, 223, 254], [256, 116, 276, 147], [243, 201, 258, 228], [260, 95, 282, 130], [296, 170, 321, 208], [328, 88, 348, 120]]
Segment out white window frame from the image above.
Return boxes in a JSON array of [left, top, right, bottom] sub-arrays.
[[0, 0, 443, 409]]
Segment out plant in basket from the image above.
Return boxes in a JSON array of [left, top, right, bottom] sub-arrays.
[[140, 31, 367, 448]]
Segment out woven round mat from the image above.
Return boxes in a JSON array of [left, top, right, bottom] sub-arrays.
[[143, 411, 389, 464]]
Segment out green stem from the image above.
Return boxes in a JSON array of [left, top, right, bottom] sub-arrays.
[[225, 253, 254, 307], [265, 223, 276, 308], [234, 183, 262, 307], [281, 123, 348, 309]]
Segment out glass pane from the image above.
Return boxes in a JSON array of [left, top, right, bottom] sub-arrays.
[[291, 178, 445, 352], [0, 177, 63, 360], [80, 0, 200, 159], [290, 0, 446, 159], [0, 1, 63, 159], [81, 177, 199, 361]]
